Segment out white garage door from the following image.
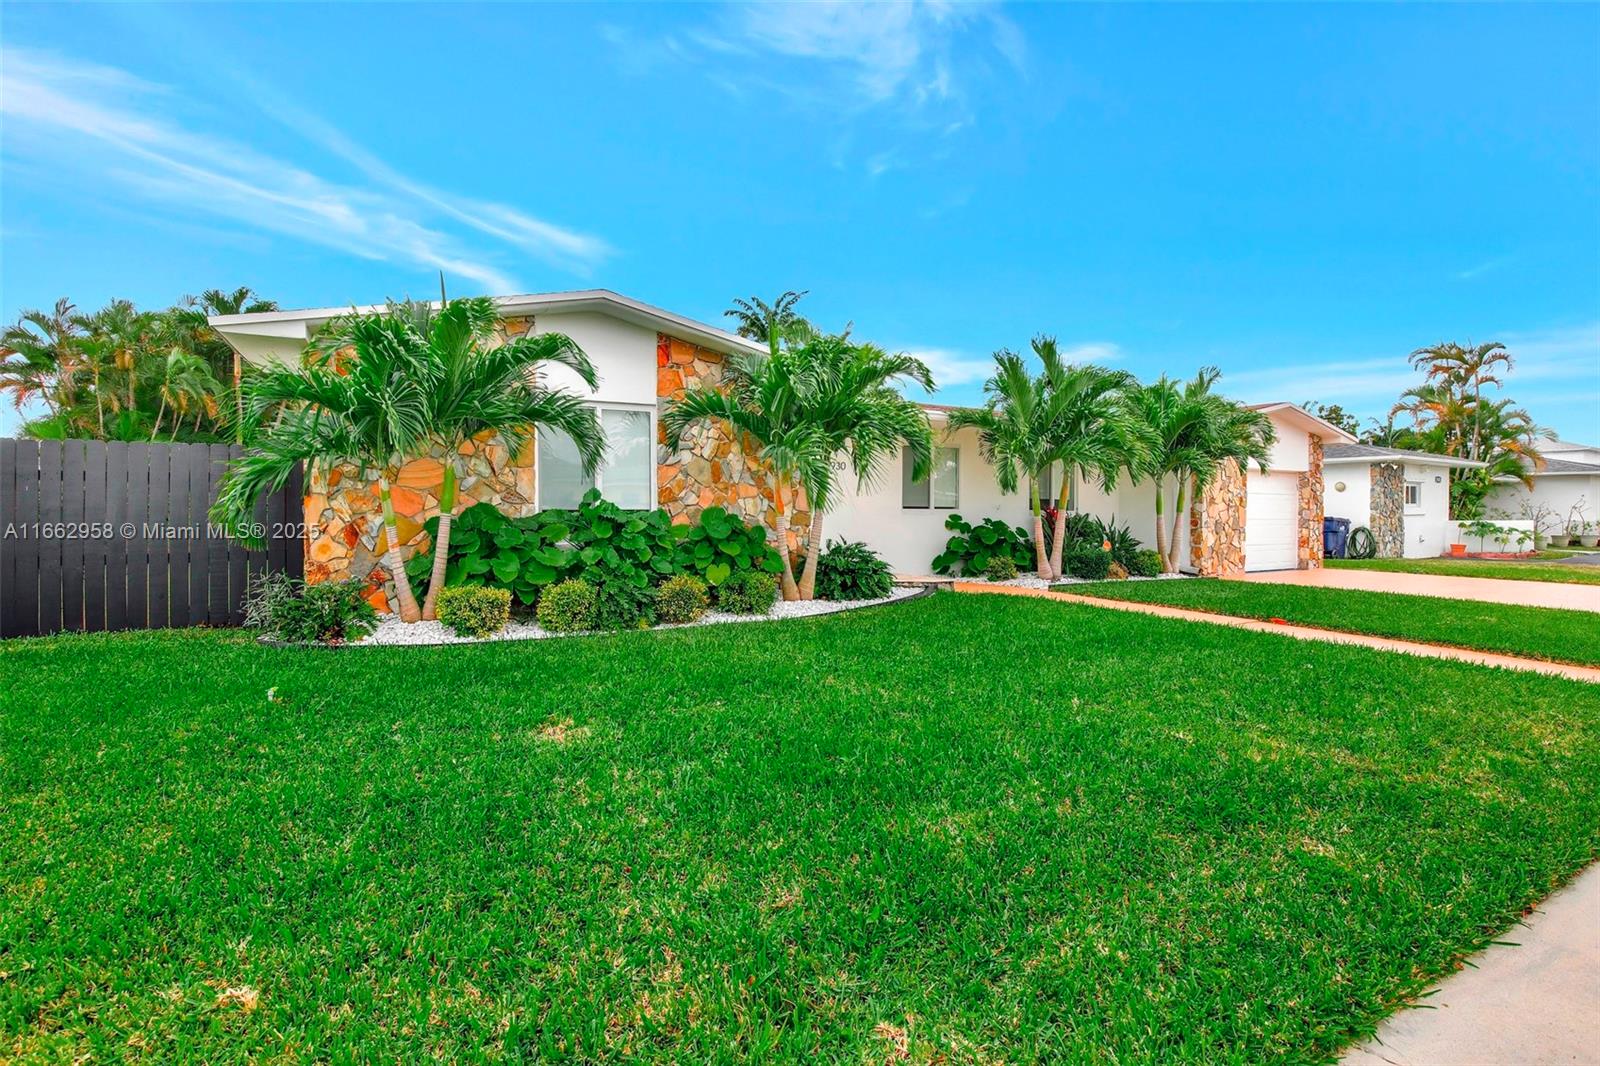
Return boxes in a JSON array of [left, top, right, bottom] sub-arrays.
[[1246, 472, 1299, 572]]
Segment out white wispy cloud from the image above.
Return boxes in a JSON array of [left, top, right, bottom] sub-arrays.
[[0, 46, 612, 292], [1455, 256, 1511, 281]]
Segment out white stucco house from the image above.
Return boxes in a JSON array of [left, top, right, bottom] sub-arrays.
[[210, 289, 1351, 607], [1482, 438, 1600, 536], [1323, 444, 1484, 558]]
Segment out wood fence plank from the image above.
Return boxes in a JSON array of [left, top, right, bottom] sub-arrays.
[[104, 443, 129, 631], [187, 445, 210, 626], [81, 440, 108, 632], [11, 441, 41, 637], [36, 441, 64, 634], [266, 470, 288, 576], [0, 439, 16, 638], [126, 445, 151, 629], [60, 440, 86, 632], [146, 444, 171, 629], [226, 446, 248, 625], [206, 445, 231, 625]]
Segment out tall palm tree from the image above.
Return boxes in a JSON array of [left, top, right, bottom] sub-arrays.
[[149, 349, 222, 441], [946, 351, 1058, 578], [1408, 341, 1513, 462], [189, 288, 279, 441], [412, 295, 606, 619], [1034, 338, 1148, 580], [212, 314, 433, 621], [662, 347, 826, 601], [1130, 369, 1275, 572], [0, 298, 84, 422], [725, 291, 813, 357], [791, 335, 934, 599]]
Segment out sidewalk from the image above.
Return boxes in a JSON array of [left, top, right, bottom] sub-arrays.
[[952, 583, 1600, 684], [1341, 863, 1600, 1065]]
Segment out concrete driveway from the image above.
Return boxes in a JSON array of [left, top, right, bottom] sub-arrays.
[[1236, 567, 1600, 613]]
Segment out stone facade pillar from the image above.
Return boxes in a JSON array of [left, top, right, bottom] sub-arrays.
[[1370, 463, 1405, 558], [1189, 460, 1246, 577], [1296, 433, 1324, 569]]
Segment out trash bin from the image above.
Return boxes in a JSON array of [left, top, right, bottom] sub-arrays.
[[1323, 516, 1351, 559]]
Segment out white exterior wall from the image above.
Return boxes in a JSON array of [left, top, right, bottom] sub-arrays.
[[1485, 476, 1600, 533], [1265, 422, 1312, 473], [1400, 462, 1452, 558], [534, 311, 658, 408], [1324, 465, 1373, 529]]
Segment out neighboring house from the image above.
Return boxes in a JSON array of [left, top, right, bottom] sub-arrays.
[[210, 289, 1350, 607], [1323, 445, 1484, 558], [1483, 438, 1600, 534]]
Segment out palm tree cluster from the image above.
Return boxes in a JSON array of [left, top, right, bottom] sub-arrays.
[[1387, 341, 1550, 517], [0, 288, 277, 443], [212, 294, 604, 623], [664, 291, 934, 600]]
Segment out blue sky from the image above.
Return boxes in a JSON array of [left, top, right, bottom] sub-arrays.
[[3, 2, 1597, 441]]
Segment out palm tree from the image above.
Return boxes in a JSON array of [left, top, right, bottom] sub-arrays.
[[662, 347, 826, 600], [1408, 341, 1513, 462], [791, 335, 935, 599], [946, 351, 1058, 578], [0, 298, 83, 422], [212, 314, 433, 622], [150, 349, 222, 441], [1034, 338, 1148, 579], [192, 287, 279, 441], [411, 295, 606, 619], [1130, 369, 1275, 573], [725, 291, 813, 357]]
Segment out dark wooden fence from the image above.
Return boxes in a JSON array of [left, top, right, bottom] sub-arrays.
[[0, 439, 304, 638]]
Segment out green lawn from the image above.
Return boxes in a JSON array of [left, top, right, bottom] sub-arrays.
[[1062, 578, 1600, 666], [4, 594, 1599, 1062], [1329, 556, 1600, 586]]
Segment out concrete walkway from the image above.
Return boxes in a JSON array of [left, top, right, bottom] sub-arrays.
[[1238, 567, 1600, 614], [952, 583, 1600, 684], [1341, 863, 1600, 1066]]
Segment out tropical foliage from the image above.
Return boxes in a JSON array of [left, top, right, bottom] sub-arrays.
[[0, 289, 276, 443], [930, 514, 1035, 576], [813, 539, 895, 601]]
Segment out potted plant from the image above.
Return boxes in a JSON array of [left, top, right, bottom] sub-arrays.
[[1581, 521, 1600, 549]]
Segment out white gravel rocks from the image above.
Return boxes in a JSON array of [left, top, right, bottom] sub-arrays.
[[349, 584, 924, 648]]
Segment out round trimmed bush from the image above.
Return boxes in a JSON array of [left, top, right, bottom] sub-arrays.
[[1065, 546, 1112, 581], [717, 570, 778, 615], [655, 574, 709, 624], [537, 579, 597, 633], [1127, 550, 1164, 578], [436, 585, 511, 639], [984, 553, 1018, 581]]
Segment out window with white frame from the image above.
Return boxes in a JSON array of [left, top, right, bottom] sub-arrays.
[[1404, 481, 1422, 512], [902, 446, 960, 509], [538, 406, 654, 510]]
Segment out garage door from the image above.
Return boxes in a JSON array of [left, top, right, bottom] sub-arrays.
[[1246, 472, 1299, 572]]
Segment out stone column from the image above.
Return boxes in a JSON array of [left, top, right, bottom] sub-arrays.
[[1297, 433, 1324, 569], [1189, 460, 1246, 576], [1370, 463, 1404, 558]]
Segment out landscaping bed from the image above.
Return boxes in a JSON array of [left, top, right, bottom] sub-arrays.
[[1328, 556, 1600, 586], [1062, 577, 1600, 666], [5, 593, 1599, 1062]]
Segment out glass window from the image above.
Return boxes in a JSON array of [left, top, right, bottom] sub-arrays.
[[1038, 462, 1074, 509], [902, 447, 930, 508], [600, 408, 651, 510], [539, 406, 654, 511], [932, 447, 959, 509], [1404, 482, 1422, 510]]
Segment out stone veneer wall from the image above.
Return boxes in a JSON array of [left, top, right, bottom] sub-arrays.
[[654, 333, 811, 559], [1370, 462, 1405, 558], [303, 320, 808, 613], [1189, 459, 1246, 577], [303, 316, 537, 611], [1296, 434, 1324, 569]]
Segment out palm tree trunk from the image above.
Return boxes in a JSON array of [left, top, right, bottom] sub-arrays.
[[1048, 476, 1071, 580], [151, 394, 167, 442], [1030, 480, 1049, 579], [798, 509, 825, 600], [377, 473, 423, 622], [772, 477, 801, 601], [1153, 475, 1169, 571], [421, 462, 457, 620], [92, 364, 105, 438], [1167, 475, 1189, 573], [233, 351, 244, 445]]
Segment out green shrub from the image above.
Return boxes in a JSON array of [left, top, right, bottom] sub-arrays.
[[1127, 550, 1164, 578], [435, 585, 511, 639], [814, 539, 894, 600], [537, 579, 596, 633], [244, 573, 378, 645], [673, 505, 782, 589], [931, 514, 1034, 576], [984, 554, 1018, 581], [1098, 517, 1143, 570], [1065, 546, 1112, 581], [655, 574, 709, 624], [717, 569, 778, 614]]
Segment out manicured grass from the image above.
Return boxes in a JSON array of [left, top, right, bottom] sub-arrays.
[[1063, 578, 1600, 666], [1329, 556, 1600, 586], [4, 594, 1599, 1062]]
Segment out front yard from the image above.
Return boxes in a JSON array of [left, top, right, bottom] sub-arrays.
[[4, 593, 1598, 1062], [1064, 578, 1600, 666], [1329, 555, 1600, 586]]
